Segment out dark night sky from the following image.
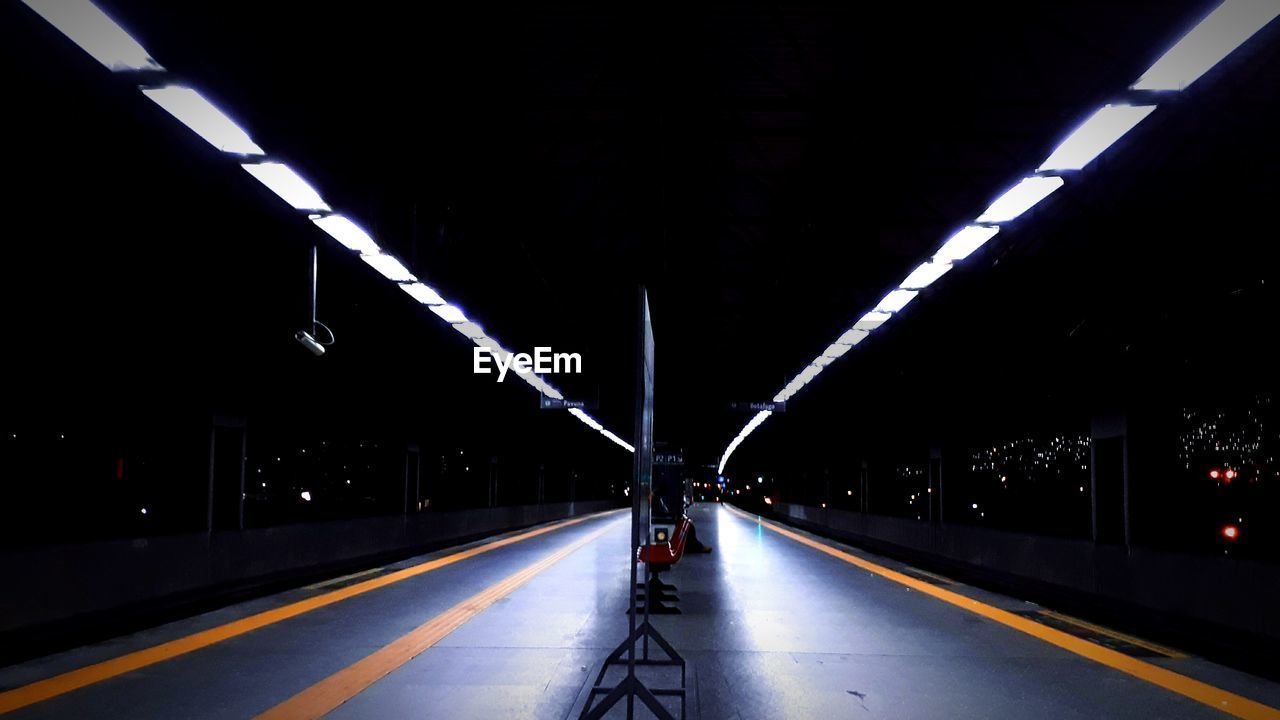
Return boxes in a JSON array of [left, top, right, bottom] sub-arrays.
[[2, 1, 1277, 471]]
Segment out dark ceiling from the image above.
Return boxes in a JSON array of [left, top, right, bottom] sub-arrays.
[[3, 1, 1277, 471]]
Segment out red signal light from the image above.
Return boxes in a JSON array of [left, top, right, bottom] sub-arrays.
[[1208, 469, 1221, 479], [1224, 469, 1237, 481], [1222, 525, 1240, 541]]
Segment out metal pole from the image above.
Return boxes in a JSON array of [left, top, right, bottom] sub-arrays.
[[308, 243, 317, 336]]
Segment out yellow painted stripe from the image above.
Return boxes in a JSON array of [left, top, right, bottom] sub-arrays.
[[256, 518, 623, 720], [0, 511, 619, 715], [1038, 609, 1186, 659], [725, 506, 1280, 720], [303, 566, 385, 591]]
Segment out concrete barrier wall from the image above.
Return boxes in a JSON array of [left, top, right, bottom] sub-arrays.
[[0, 500, 620, 640], [763, 502, 1280, 646]]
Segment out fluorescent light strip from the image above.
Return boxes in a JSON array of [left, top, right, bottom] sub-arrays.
[[360, 253, 416, 283], [719, 2, 1276, 474], [975, 176, 1064, 224], [900, 260, 952, 290], [141, 86, 264, 155], [1038, 104, 1157, 172], [472, 335, 510, 360], [242, 162, 331, 212], [400, 282, 445, 306], [428, 303, 468, 324], [854, 311, 891, 331], [874, 289, 918, 314], [313, 215, 381, 255], [718, 410, 772, 474], [27, 0, 631, 455], [822, 342, 852, 360], [835, 328, 870, 346], [934, 226, 1000, 263], [452, 322, 485, 339], [1132, 0, 1280, 92], [21, 0, 163, 72]]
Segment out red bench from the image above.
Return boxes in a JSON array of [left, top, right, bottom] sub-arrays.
[[639, 516, 692, 569]]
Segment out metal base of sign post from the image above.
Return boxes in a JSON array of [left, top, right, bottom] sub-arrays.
[[580, 619, 685, 720]]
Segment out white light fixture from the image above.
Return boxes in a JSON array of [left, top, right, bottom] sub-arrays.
[[874, 288, 919, 314], [1132, 0, 1280, 91], [854, 311, 892, 332], [22, 0, 163, 72], [523, 374, 565, 400], [1038, 104, 1157, 172], [900, 260, 953, 290], [400, 282, 445, 305], [835, 328, 870, 346], [452, 322, 485, 339], [600, 429, 634, 452], [569, 407, 602, 430], [934, 226, 1000, 263], [975, 176, 1064, 224], [473, 336, 510, 359], [242, 162, 331, 212], [822, 342, 852, 360], [797, 365, 822, 384], [429, 303, 468, 324], [360, 253, 416, 283], [141, 86, 264, 155], [312, 215, 380, 255]]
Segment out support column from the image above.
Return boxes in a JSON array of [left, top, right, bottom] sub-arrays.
[[1090, 411, 1129, 547]]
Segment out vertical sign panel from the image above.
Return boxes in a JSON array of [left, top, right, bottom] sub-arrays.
[[632, 287, 655, 559]]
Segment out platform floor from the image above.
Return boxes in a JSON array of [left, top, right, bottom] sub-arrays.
[[1, 504, 1278, 719]]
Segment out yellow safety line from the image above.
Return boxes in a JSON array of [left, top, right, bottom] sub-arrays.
[[0, 510, 620, 715], [303, 566, 385, 591], [725, 505, 1280, 720], [1037, 608, 1186, 659], [256, 518, 624, 720]]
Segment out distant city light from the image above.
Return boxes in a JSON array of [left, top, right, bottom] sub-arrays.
[[313, 215, 381, 255], [21, 0, 164, 72], [1132, 0, 1280, 91], [360, 254, 416, 283], [139, 507, 148, 515], [242, 162, 331, 212], [933, 226, 1001, 263], [975, 176, 1064, 224], [764, 497, 773, 505], [971, 503, 979, 509], [1038, 104, 1157, 172], [300, 491, 312, 502]]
